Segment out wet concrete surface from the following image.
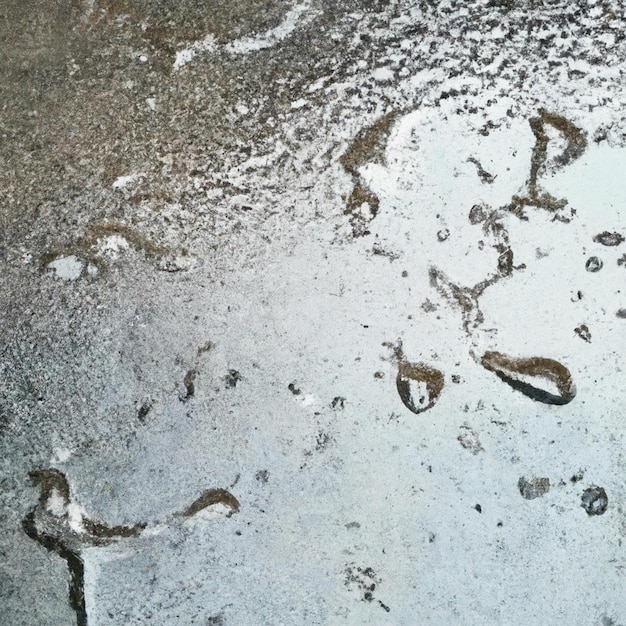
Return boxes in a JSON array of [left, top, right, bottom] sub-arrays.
[[2, 1, 626, 624]]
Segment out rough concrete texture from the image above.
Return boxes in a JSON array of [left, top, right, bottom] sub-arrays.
[[2, 1, 626, 624]]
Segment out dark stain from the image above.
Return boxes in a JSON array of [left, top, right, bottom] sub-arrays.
[[518, 476, 550, 500], [206, 615, 225, 626], [429, 204, 524, 334], [593, 231, 624, 246], [468, 203, 488, 224], [315, 431, 332, 451], [23, 469, 146, 626], [137, 398, 152, 422], [81, 220, 168, 258], [437, 228, 450, 242], [396, 360, 444, 415], [196, 341, 214, 357], [618, 254, 626, 267], [224, 369, 241, 388], [474, 504, 482, 513], [585, 256, 603, 272], [505, 110, 586, 219], [467, 157, 496, 184], [345, 564, 388, 610], [339, 112, 398, 238], [331, 396, 345, 409], [82, 518, 146, 539], [181, 368, 196, 401], [343, 181, 379, 238], [570, 471, 584, 483], [288, 382, 301, 395], [29, 468, 70, 506], [180, 488, 240, 517], [581, 485, 608, 516], [617, 308, 626, 319], [22, 512, 87, 626], [255, 470, 269, 484], [24, 468, 240, 625], [574, 324, 591, 343], [480, 351, 576, 405]]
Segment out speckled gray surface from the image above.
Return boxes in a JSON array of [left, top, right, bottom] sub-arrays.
[[2, 2, 626, 625]]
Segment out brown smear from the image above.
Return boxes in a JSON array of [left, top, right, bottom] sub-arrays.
[[180, 488, 240, 517], [505, 109, 587, 219], [396, 360, 445, 415], [480, 351, 576, 405], [23, 468, 240, 626], [340, 112, 398, 237]]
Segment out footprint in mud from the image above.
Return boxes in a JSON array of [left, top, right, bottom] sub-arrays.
[[479, 351, 576, 406], [22, 469, 239, 626]]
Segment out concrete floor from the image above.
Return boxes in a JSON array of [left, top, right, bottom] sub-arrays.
[[1, 1, 626, 624]]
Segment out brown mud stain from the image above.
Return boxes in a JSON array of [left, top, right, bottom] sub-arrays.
[[180, 488, 240, 517], [480, 351, 576, 405], [396, 360, 445, 415], [467, 157, 495, 184], [340, 112, 398, 237], [506, 109, 586, 219]]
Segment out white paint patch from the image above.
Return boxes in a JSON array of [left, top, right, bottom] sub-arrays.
[[47, 255, 85, 281]]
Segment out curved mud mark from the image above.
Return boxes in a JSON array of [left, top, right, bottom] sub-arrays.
[[480, 351, 576, 405], [396, 360, 445, 415], [586, 256, 603, 272], [431, 204, 524, 334], [179, 488, 240, 518], [593, 231, 624, 247], [340, 112, 398, 238], [23, 468, 240, 625], [467, 157, 495, 184], [505, 109, 587, 219], [518, 476, 550, 500], [581, 485, 608, 516]]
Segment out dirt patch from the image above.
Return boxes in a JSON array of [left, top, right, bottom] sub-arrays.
[[518, 476, 550, 500], [480, 351, 576, 405]]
